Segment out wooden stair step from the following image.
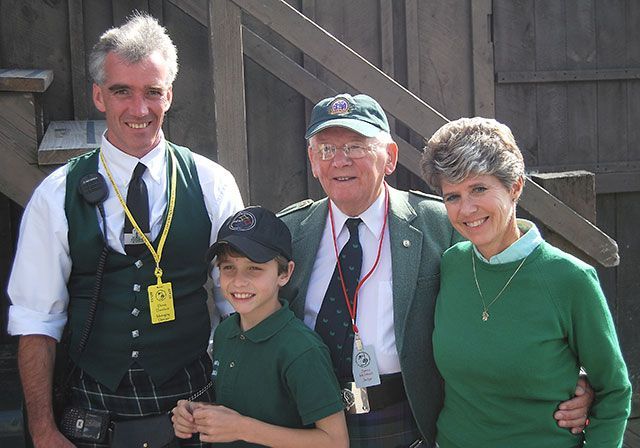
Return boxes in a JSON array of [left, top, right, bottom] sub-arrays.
[[0, 68, 53, 93], [38, 120, 106, 166]]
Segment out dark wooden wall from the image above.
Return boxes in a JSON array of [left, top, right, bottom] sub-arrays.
[[493, 0, 640, 412], [0, 0, 637, 410]]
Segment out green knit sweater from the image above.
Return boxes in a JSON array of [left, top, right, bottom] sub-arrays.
[[433, 241, 631, 447]]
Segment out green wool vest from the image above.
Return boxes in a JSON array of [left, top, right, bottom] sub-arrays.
[[65, 144, 211, 391]]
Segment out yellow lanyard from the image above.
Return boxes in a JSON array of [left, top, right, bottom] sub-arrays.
[[99, 147, 177, 285]]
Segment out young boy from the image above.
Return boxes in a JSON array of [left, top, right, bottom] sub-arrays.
[[171, 206, 348, 447]]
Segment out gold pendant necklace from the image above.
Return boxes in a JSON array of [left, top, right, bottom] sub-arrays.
[[472, 251, 528, 321]]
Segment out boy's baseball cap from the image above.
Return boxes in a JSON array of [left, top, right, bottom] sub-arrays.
[[305, 93, 390, 139], [206, 206, 292, 263]]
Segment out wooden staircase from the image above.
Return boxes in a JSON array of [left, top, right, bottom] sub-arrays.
[[0, 69, 52, 207], [0, 69, 107, 206]]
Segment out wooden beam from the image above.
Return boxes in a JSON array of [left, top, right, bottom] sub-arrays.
[[38, 120, 106, 165], [208, 0, 250, 202], [68, 0, 89, 119], [0, 69, 53, 92], [497, 68, 640, 84], [471, 0, 495, 117], [520, 178, 619, 267], [596, 171, 640, 194], [230, 0, 449, 140]]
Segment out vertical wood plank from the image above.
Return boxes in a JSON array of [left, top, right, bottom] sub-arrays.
[[405, 0, 420, 100], [493, 0, 537, 166], [208, 0, 250, 202], [68, 0, 89, 120], [534, 0, 568, 168], [595, 194, 617, 308], [596, 0, 627, 164], [415, 0, 473, 120], [471, 0, 495, 117], [301, 0, 325, 201], [378, 0, 398, 187], [627, 0, 640, 174], [83, 0, 114, 120], [565, 0, 597, 167], [404, 0, 423, 150], [379, 0, 395, 81], [615, 192, 640, 416], [622, 0, 640, 416]]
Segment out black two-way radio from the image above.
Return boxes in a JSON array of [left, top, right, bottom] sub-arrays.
[[78, 172, 109, 206]]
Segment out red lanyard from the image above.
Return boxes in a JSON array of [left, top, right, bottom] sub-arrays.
[[328, 183, 389, 335]]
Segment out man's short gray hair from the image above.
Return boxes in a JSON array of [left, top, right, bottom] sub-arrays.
[[421, 117, 525, 193], [89, 13, 178, 86]]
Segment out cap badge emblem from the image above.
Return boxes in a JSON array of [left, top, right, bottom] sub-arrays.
[[328, 97, 350, 115], [229, 211, 256, 231]]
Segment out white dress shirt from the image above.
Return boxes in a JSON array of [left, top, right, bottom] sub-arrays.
[[7, 132, 243, 340], [304, 189, 401, 375]]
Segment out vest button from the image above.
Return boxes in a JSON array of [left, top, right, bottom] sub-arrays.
[[134, 260, 144, 269], [131, 308, 140, 317], [131, 350, 139, 358], [133, 284, 141, 292], [229, 361, 235, 368], [132, 330, 140, 338]]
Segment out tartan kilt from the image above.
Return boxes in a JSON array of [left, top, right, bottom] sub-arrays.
[[69, 353, 213, 448], [346, 399, 424, 448]]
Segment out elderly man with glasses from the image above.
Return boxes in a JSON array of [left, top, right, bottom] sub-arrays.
[[278, 93, 592, 447]]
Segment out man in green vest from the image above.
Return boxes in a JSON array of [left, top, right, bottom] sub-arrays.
[[7, 13, 243, 447]]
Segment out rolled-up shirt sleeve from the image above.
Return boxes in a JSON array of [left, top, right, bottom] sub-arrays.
[[7, 166, 71, 341]]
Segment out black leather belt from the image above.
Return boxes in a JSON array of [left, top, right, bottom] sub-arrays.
[[341, 373, 406, 414]]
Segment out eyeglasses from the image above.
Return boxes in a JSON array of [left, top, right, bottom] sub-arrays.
[[313, 142, 379, 161]]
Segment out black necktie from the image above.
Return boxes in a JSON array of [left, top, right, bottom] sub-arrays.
[[315, 218, 363, 379], [124, 162, 149, 257]]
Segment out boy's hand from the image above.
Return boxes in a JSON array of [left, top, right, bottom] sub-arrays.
[[193, 405, 244, 443], [172, 400, 204, 439]]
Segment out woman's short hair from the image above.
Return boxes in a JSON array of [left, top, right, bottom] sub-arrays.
[[89, 13, 178, 86], [421, 117, 525, 193]]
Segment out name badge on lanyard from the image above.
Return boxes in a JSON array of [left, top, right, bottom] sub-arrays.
[[352, 333, 381, 388]]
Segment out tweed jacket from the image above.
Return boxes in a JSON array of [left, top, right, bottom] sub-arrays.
[[278, 186, 458, 444]]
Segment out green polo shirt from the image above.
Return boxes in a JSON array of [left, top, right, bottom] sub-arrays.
[[212, 300, 344, 447]]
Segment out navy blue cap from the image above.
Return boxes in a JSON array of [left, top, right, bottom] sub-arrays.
[[207, 206, 292, 263]]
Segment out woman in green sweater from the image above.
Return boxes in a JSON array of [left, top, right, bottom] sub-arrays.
[[420, 117, 631, 447]]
